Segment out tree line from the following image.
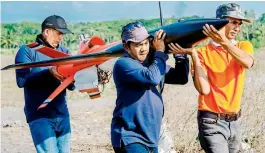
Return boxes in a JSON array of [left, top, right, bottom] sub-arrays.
[[1, 12, 264, 54]]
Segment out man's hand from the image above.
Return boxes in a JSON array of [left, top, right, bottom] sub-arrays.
[[202, 24, 229, 45], [168, 43, 196, 56], [153, 29, 166, 52], [168, 43, 210, 95], [49, 66, 65, 82]]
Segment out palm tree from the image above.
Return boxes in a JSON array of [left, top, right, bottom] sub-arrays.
[[1, 31, 18, 48]]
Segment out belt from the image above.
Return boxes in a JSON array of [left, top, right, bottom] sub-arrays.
[[198, 110, 241, 122]]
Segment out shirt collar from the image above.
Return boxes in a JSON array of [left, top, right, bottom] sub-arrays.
[[36, 34, 60, 49], [210, 39, 237, 47]]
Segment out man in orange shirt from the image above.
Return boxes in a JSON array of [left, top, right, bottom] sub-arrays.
[[168, 3, 254, 153]]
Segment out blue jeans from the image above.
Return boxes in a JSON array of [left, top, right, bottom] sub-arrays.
[[28, 117, 71, 153], [113, 143, 158, 153]]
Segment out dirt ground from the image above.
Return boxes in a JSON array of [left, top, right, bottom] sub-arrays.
[[1, 50, 265, 153]]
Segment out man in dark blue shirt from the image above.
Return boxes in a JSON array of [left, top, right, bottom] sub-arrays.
[[111, 21, 189, 153], [15, 15, 74, 153]]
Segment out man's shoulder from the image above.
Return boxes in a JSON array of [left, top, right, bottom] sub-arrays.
[[115, 56, 131, 66], [114, 56, 139, 70], [237, 40, 252, 44], [237, 40, 253, 47], [16, 44, 32, 54], [19, 44, 31, 50], [237, 40, 254, 55]]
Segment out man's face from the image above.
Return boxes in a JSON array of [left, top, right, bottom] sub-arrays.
[[45, 28, 64, 48], [224, 17, 243, 40], [125, 39, 150, 62]]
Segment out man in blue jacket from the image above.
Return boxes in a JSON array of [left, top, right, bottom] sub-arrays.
[[15, 15, 74, 153], [111, 21, 189, 153]]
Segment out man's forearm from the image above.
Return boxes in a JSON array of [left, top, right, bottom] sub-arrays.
[[221, 41, 254, 69], [191, 52, 210, 95], [16, 68, 52, 88]]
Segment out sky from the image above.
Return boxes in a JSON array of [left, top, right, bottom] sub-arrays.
[[1, 1, 265, 24]]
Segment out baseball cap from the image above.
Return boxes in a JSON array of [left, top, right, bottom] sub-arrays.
[[216, 3, 251, 23], [42, 15, 73, 34], [121, 21, 152, 44]]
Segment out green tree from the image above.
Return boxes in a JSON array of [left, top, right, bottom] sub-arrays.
[[258, 13, 265, 23], [1, 14, 264, 53], [1, 30, 18, 48]]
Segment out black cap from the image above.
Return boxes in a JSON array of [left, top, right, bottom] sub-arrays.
[[42, 15, 73, 34]]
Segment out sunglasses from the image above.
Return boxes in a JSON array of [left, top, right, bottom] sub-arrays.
[[122, 21, 144, 34]]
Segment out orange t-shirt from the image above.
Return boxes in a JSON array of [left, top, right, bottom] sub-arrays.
[[195, 41, 254, 113]]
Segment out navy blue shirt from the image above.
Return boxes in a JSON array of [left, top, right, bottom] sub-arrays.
[[15, 40, 73, 122], [111, 51, 189, 147], [112, 51, 181, 148]]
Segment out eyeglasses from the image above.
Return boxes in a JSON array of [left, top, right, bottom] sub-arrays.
[[122, 21, 144, 34]]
